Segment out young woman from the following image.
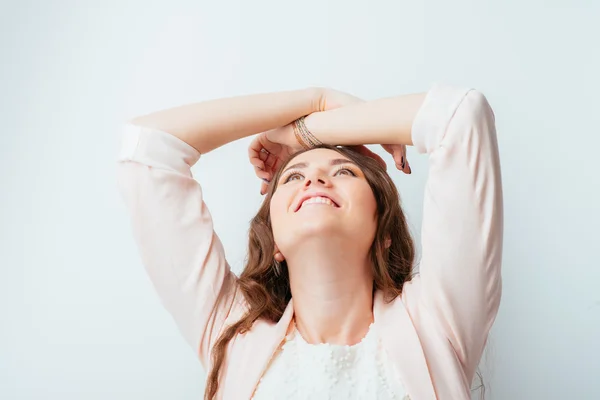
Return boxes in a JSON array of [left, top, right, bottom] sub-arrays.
[[117, 83, 503, 400]]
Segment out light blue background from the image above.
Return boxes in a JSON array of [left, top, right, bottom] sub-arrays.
[[1, 1, 598, 399]]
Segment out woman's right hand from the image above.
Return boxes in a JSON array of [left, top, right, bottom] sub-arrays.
[[248, 124, 302, 195]]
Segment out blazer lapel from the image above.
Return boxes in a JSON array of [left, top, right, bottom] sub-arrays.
[[222, 300, 295, 400], [374, 290, 437, 400], [223, 293, 436, 399]]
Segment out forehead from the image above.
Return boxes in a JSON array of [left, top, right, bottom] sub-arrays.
[[286, 148, 349, 165]]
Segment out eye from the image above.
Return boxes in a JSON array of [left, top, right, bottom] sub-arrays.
[[282, 166, 357, 183], [283, 170, 304, 183], [334, 167, 357, 177]]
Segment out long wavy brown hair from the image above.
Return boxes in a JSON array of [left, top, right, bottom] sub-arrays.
[[204, 144, 415, 399]]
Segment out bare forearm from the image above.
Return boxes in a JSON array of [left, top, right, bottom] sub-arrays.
[[129, 88, 319, 153], [304, 92, 427, 146]]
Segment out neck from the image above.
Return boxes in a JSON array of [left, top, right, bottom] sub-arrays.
[[285, 239, 374, 345]]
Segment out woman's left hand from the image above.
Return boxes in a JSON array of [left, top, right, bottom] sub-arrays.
[[382, 143, 411, 174]]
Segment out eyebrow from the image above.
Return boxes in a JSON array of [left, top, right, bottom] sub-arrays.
[[281, 158, 359, 176]]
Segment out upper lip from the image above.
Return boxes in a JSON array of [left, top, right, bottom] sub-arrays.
[[294, 192, 340, 212]]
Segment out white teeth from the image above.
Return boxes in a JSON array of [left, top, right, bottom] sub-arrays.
[[300, 196, 335, 208]]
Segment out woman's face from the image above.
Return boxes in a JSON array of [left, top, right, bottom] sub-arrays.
[[269, 148, 378, 259]]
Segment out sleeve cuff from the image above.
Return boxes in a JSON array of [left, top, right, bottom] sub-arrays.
[[117, 123, 202, 174], [411, 83, 474, 154]]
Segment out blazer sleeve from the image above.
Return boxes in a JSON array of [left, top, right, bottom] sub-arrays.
[[116, 123, 242, 369], [411, 84, 504, 379]]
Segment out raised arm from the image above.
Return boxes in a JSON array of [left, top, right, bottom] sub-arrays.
[[129, 88, 319, 153], [303, 83, 503, 380], [117, 88, 320, 368], [410, 85, 503, 380]]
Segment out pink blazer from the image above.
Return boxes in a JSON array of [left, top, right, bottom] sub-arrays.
[[117, 84, 503, 400]]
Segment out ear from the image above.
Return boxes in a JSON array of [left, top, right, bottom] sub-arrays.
[[384, 238, 392, 249], [274, 244, 286, 262]]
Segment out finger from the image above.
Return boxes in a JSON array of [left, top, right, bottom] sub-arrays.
[[263, 151, 280, 171], [397, 157, 411, 174], [249, 140, 274, 173], [270, 157, 284, 176], [248, 138, 270, 172], [259, 148, 270, 163], [260, 130, 284, 155], [250, 133, 280, 163], [382, 144, 403, 167], [260, 181, 269, 195], [400, 145, 411, 174], [248, 135, 264, 160], [380, 144, 411, 173], [249, 156, 266, 171], [255, 166, 271, 180], [256, 142, 278, 168], [396, 145, 406, 171], [390, 149, 404, 170], [381, 144, 399, 170], [249, 139, 276, 180]]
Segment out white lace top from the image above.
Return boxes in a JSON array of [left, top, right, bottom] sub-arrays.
[[251, 321, 409, 400]]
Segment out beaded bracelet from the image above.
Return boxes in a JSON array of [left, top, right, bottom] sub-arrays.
[[293, 116, 323, 149]]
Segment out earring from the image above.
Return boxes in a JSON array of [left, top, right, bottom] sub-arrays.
[[273, 259, 281, 276]]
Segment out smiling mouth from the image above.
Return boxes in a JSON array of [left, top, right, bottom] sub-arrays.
[[296, 196, 340, 212]]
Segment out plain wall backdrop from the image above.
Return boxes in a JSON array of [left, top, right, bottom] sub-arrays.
[[1, 0, 599, 399]]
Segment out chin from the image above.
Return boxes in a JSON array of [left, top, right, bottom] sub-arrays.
[[277, 216, 349, 248], [297, 219, 341, 237]]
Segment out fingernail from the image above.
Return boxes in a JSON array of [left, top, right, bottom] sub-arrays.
[[408, 165, 412, 174], [401, 156, 405, 169], [262, 178, 270, 183]]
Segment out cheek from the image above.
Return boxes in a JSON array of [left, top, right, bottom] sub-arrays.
[[364, 199, 378, 222], [269, 191, 291, 234], [350, 183, 377, 210], [350, 187, 378, 224], [269, 196, 285, 221]]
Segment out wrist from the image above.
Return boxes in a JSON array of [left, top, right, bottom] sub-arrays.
[[293, 116, 323, 150]]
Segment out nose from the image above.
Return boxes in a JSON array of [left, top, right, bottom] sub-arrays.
[[303, 170, 332, 188]]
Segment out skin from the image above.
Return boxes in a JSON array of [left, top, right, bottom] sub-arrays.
[[269, 148, 378, 345]]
